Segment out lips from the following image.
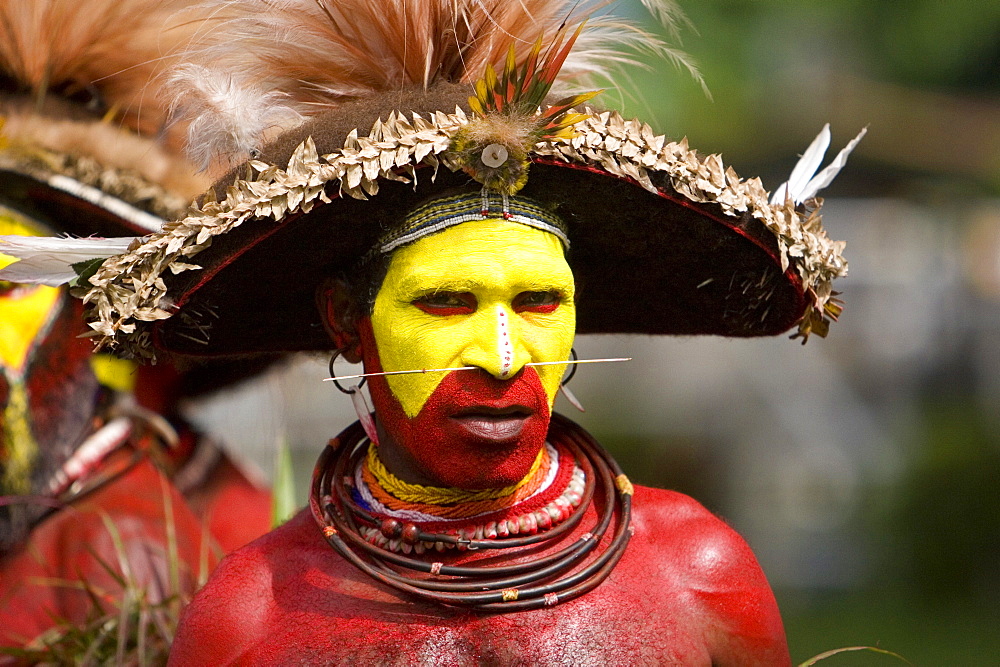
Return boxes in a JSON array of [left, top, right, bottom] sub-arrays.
[[450, 406, 532, 443]]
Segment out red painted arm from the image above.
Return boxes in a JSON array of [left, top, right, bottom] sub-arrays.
[[634, 487, 790, 666]]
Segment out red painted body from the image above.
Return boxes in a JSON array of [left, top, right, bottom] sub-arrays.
[[0, 458, 215, 647], [0, 293, 272, 650], [170, 485, 790, 666], [184, 454, 272, 555], [133, 365, 273, 554], [0, 451, 271, 649]]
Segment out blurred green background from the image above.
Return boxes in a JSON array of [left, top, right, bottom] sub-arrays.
[[190, 2, 1000, 664], [621, 2, 1000, 663]]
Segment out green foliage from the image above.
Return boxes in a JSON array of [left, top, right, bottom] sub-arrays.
[[69, 258, 105, 288], [1, 514, 180, 666], [782, 590, 1000, 665], [3, 589, 179, 665], [891, 400, 1000, 601], [272, 436, 297, 528], [615, 0, 1000, 194]]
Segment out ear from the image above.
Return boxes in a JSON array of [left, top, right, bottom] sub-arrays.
[[317, 277, 364, 363]]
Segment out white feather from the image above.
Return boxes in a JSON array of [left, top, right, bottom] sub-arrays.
[[771, 126, 867, 205], [785, 124, 831, 204], [45, 175, 165, 233], [0, 236, 135, 286], [166, 64, 304, 170], [797, 127, 868, 203]]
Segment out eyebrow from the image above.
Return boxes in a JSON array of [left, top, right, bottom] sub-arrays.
[[398, 276, 574, 298], [397, 277, 482, 296]]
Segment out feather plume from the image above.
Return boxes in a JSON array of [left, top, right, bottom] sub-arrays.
[[771, 125, 868, 206], [165, 0, 703, 166], [164, 64, 304, 170], [0, 236, 135, 286], [0, 0, 206, 135]]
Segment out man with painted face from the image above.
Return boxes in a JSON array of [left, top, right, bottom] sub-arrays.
[[339, 205, 576, 493], [0, 0, 273, 652], [164, 190, 798, 665], [16, 0, 860, 663]]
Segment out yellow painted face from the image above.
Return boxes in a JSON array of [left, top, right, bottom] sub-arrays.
[[371, 218, 576, 418], [0, 215, 60, 373]]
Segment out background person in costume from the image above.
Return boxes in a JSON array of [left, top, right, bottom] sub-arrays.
[[0, 0, 272, 652], [2, 0, 860, 664]]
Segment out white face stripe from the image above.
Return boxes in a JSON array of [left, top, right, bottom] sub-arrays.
[[497, 305, 513, 379]]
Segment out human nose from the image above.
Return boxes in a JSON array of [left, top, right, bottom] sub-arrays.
[[460, 304, 530, 380]]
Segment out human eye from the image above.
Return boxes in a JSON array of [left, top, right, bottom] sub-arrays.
[[513, 290, 562, 314], [412, 291, 477, 315]]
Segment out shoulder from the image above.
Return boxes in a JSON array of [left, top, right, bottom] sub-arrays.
[[628, 484, 771, 593], [629, 485, 756, 567], [627, 485, 790, 666], [169, 509, 321, 665]]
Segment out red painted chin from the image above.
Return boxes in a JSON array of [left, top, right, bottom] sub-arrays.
[[372, 368, 551, 490], [359, 322, 550, 490]]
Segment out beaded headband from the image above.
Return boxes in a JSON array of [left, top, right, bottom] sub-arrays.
[[379, 191, 570, 255]]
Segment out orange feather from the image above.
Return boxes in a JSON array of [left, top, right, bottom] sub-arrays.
[[0, 0, 204, 135]]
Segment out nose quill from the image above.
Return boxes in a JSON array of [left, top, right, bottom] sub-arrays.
[[324, 358, 632, 383]]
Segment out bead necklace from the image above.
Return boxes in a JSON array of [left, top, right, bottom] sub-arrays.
[[355, 440, 585, 552], [365, 443, 547, 505], [310, 413, 634, 612]]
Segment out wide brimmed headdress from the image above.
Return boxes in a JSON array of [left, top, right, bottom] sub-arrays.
[[18, 0, 856, 362]]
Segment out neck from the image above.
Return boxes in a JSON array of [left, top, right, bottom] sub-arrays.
[[352, 435, 584, 553], [310, 414, 635, 612]]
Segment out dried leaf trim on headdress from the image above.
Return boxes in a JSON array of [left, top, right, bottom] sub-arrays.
[[66, 109, 850, 359]]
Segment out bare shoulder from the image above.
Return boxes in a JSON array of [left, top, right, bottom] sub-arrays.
[[629, 485, 762, 573], [627, 485, 777, 598], [169, 510, 320, 665], [626, 485, 791, 666]]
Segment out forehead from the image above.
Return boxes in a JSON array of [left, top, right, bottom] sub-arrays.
[[384, 219, 574, 292]]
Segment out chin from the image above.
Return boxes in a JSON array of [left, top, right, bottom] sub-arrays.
[[426, 420, 549, 490]]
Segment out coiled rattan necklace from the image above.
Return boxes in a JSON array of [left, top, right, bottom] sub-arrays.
[[310, 412, 634, 612]]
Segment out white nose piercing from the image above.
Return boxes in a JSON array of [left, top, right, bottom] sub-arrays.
[[497, 305, 513, 379]]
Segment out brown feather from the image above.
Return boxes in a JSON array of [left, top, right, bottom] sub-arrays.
[[0, 0, 205, 135], [165, 0, 702, 165]]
